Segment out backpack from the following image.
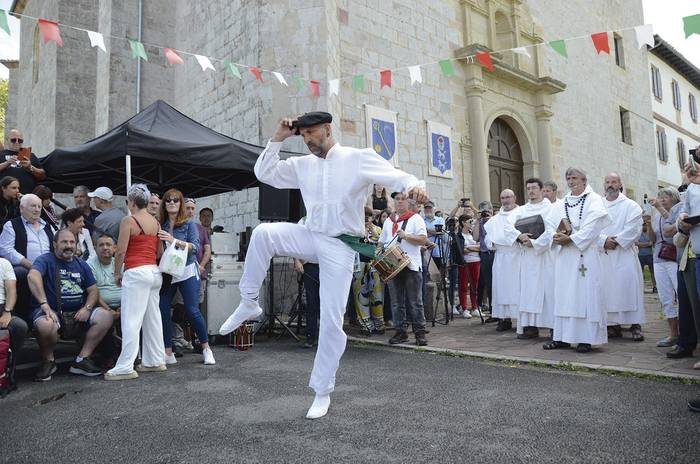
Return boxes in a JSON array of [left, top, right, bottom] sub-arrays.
[[0, 329, 15, 397]]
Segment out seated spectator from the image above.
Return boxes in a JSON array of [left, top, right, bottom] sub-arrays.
[[87, 234, 121, 316], [0, 255, 28, 393], [33, 185, 60, 232], [90, 187, 125, 243], [147, 192, 161, 218], [61, 208, 96, 261], [0, 129, 46, 194], [0, 194, 54, 321], [73, 185, 100, 234], [27, 229, 113, 380], [0, 176, 20, 228]]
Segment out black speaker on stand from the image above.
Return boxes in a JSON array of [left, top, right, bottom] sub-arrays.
[[257, 183, 306, 341]]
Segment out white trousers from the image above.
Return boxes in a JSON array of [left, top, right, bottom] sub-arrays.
[[653, 261, 678, 319], [240, 223, 355, 395], [109, 265, 164, 374]]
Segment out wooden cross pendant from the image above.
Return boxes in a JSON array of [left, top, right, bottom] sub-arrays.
[[578, 262, 588, 277]]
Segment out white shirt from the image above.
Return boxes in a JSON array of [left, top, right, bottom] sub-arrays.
[[255, 141, 424, 237], [0, 257, 16, 305], [462, 232, 480, 263], [379, 214, 427, 271]]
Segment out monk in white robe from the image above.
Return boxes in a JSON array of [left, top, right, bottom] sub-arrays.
[[545, 168, 611, 353], [485, 189, 520, 332], [514, 179, 554, 339], [598, 173, 645, 341]]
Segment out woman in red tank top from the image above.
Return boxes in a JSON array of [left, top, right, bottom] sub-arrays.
[[105, 184, 165, 380]]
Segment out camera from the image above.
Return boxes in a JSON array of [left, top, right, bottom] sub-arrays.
[[434, 224, 444, 233], [459, 198, 470, 206], [480, 210, 490, 218], [691, 148, 699, 163], [445, 217, 457, 232]]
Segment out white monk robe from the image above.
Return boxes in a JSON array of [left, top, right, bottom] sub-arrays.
[[546, 185, 611, 345], [485, 207, 521, 320], [598, 193, 645, 325], [514, 198, 555, 333]]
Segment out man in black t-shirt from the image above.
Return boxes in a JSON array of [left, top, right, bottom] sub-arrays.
[[0, 129, 46, 194]]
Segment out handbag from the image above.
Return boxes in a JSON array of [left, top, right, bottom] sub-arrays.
[[158, 240, 187, 278], [657, 241, 677, 261]]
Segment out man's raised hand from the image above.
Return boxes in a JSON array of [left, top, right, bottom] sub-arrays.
[[271, 117, 299, 143]]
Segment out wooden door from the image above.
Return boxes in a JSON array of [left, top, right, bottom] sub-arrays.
[[488, 118, 524, 208]]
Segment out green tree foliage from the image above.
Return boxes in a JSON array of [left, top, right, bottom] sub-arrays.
[[0, 78, 8, 137]]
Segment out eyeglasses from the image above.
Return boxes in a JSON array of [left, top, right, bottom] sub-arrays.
[[165, 198, 180, 204], [10, 138, 23, 144]]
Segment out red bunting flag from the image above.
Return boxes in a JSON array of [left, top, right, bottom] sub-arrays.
[[310, 80, 320, 97], [591, 32, 610, 54], [380, 70, 392, 88], [163, 48, 184, 66], [476, 51, 494, 71], [249, 67, 263, 81], [37, 19, 63, 46]]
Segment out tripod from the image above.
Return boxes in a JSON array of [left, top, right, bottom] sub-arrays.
[[286, 272, 305, 336], [256, 258, 301, 342], [428, 230, 452, 326]]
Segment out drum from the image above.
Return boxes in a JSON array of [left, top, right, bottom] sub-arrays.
[[372, 243, 411, 282], [230, 321, 255, 351]]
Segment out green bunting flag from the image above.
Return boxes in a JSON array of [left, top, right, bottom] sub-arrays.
[[0, 9, 10, 35], [439, 59, 454, 76], [129, 39, 148, 61], [293, 76, 306, 91], [352, 74, 364, 91], [549, 40, 568, 58], [224, 61, 242, 79], [683, 14, 700, 38]]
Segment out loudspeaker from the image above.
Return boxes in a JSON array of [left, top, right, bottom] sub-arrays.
[[258, 183, 306, 222]]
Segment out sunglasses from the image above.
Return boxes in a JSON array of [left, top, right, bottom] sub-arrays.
[[165, 198, 180, 204], [184, 197, 196, 204], [10, 138, 23, 143]]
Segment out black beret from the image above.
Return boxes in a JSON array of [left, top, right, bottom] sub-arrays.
[[293, 112, 332, 133]]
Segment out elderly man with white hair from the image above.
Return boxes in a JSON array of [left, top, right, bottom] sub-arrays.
[[544, 168, 611, 353], [0, 194, 55, 321]]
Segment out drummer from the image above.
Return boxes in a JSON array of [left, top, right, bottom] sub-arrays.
[[378, 192, 429, 346]]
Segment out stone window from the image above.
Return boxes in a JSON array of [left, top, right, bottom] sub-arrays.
[[672, 79, 681, 111], [650, 65, 662, 101], [613, 33, 625, 68], [656, 126, 667, 162], [619, 107, 632, 145], [677, 138, 686, 169], [690, 93, 698, 123]]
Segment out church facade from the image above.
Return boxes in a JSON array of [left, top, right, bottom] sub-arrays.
[[4, 0, 657, 232]]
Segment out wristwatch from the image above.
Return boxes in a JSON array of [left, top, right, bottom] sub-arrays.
[[3, 309, 11, 314]]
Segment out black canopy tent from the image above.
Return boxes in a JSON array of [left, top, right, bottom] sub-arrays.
[[41, 100, 304, 198]]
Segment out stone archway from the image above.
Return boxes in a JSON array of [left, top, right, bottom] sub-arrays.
[[488, 117, 524, 207]]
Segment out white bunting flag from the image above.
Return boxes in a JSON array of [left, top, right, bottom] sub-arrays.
[[272, 72, 288, 86], [87, 30, 106, 53], [512, 47, 531, 58], [408, 65, 422, 85], [194, 54, 215, 72], [634, 24, 654, 49], [328, 79, 340, 96]]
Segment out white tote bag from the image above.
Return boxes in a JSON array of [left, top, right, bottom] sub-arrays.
[[158, 240, 188, 278]]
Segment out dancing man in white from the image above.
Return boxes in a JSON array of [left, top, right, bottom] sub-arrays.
[[219, 112, 427, 419]]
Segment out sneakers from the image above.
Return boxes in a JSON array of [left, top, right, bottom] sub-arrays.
[[656, 336, 678, 347], [415, 331, 428, 346], [34, 360, 57, 382], [463, 310, 473, 319], [104, 370, 139, 381], [203, 347, 216, 365], [136, 364, 167, 373], [451, 305, 462, 316], [165, 353, 178, 365], [389, 330, 409, 344], [219, 298, 263, 335], [470, 310, 481, 318], [173, 344, 184, 358], [689, 398, 700, 412], [69, 357, 102, 377]]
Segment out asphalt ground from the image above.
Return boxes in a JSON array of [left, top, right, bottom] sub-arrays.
[[2, 340, 699, 464]]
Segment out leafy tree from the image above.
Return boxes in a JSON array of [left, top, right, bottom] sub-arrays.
[[0, 78, 7, 138]]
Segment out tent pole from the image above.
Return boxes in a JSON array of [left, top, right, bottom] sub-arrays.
[[126, 0, 143, 191], [126, 154, 132, 190]]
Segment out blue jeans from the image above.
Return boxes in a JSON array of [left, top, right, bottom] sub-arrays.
[[160, 275, 208, 348], [303, 263, 320, 341], [388, 268, 425, 333]]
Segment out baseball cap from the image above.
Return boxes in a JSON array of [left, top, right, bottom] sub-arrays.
[[87, 186, 114, 201], [424, 201, 435, 208]]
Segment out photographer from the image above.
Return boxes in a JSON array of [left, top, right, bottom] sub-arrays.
[[475, 201, 495, 320], [457, 214, 481, 318]]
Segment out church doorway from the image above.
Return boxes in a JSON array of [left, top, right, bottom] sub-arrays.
[[488, 117, 524, 208]]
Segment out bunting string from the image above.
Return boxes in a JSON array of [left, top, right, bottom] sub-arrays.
[[1, 8, 698, 97]]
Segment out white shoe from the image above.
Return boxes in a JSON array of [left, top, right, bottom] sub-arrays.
[[104, 370, 139, 381], [203, 347, 216, 365], [451, 305, 462, 315], [165, 353, 177, 365], [136, 364, 167, 373], [463, 310, 473, 319], [471, 310, 481, 318], [305, 394, 331, 419], [219, 298, 263, 335]]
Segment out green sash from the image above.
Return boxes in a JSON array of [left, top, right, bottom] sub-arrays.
[[335, 234, 378, 260]]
